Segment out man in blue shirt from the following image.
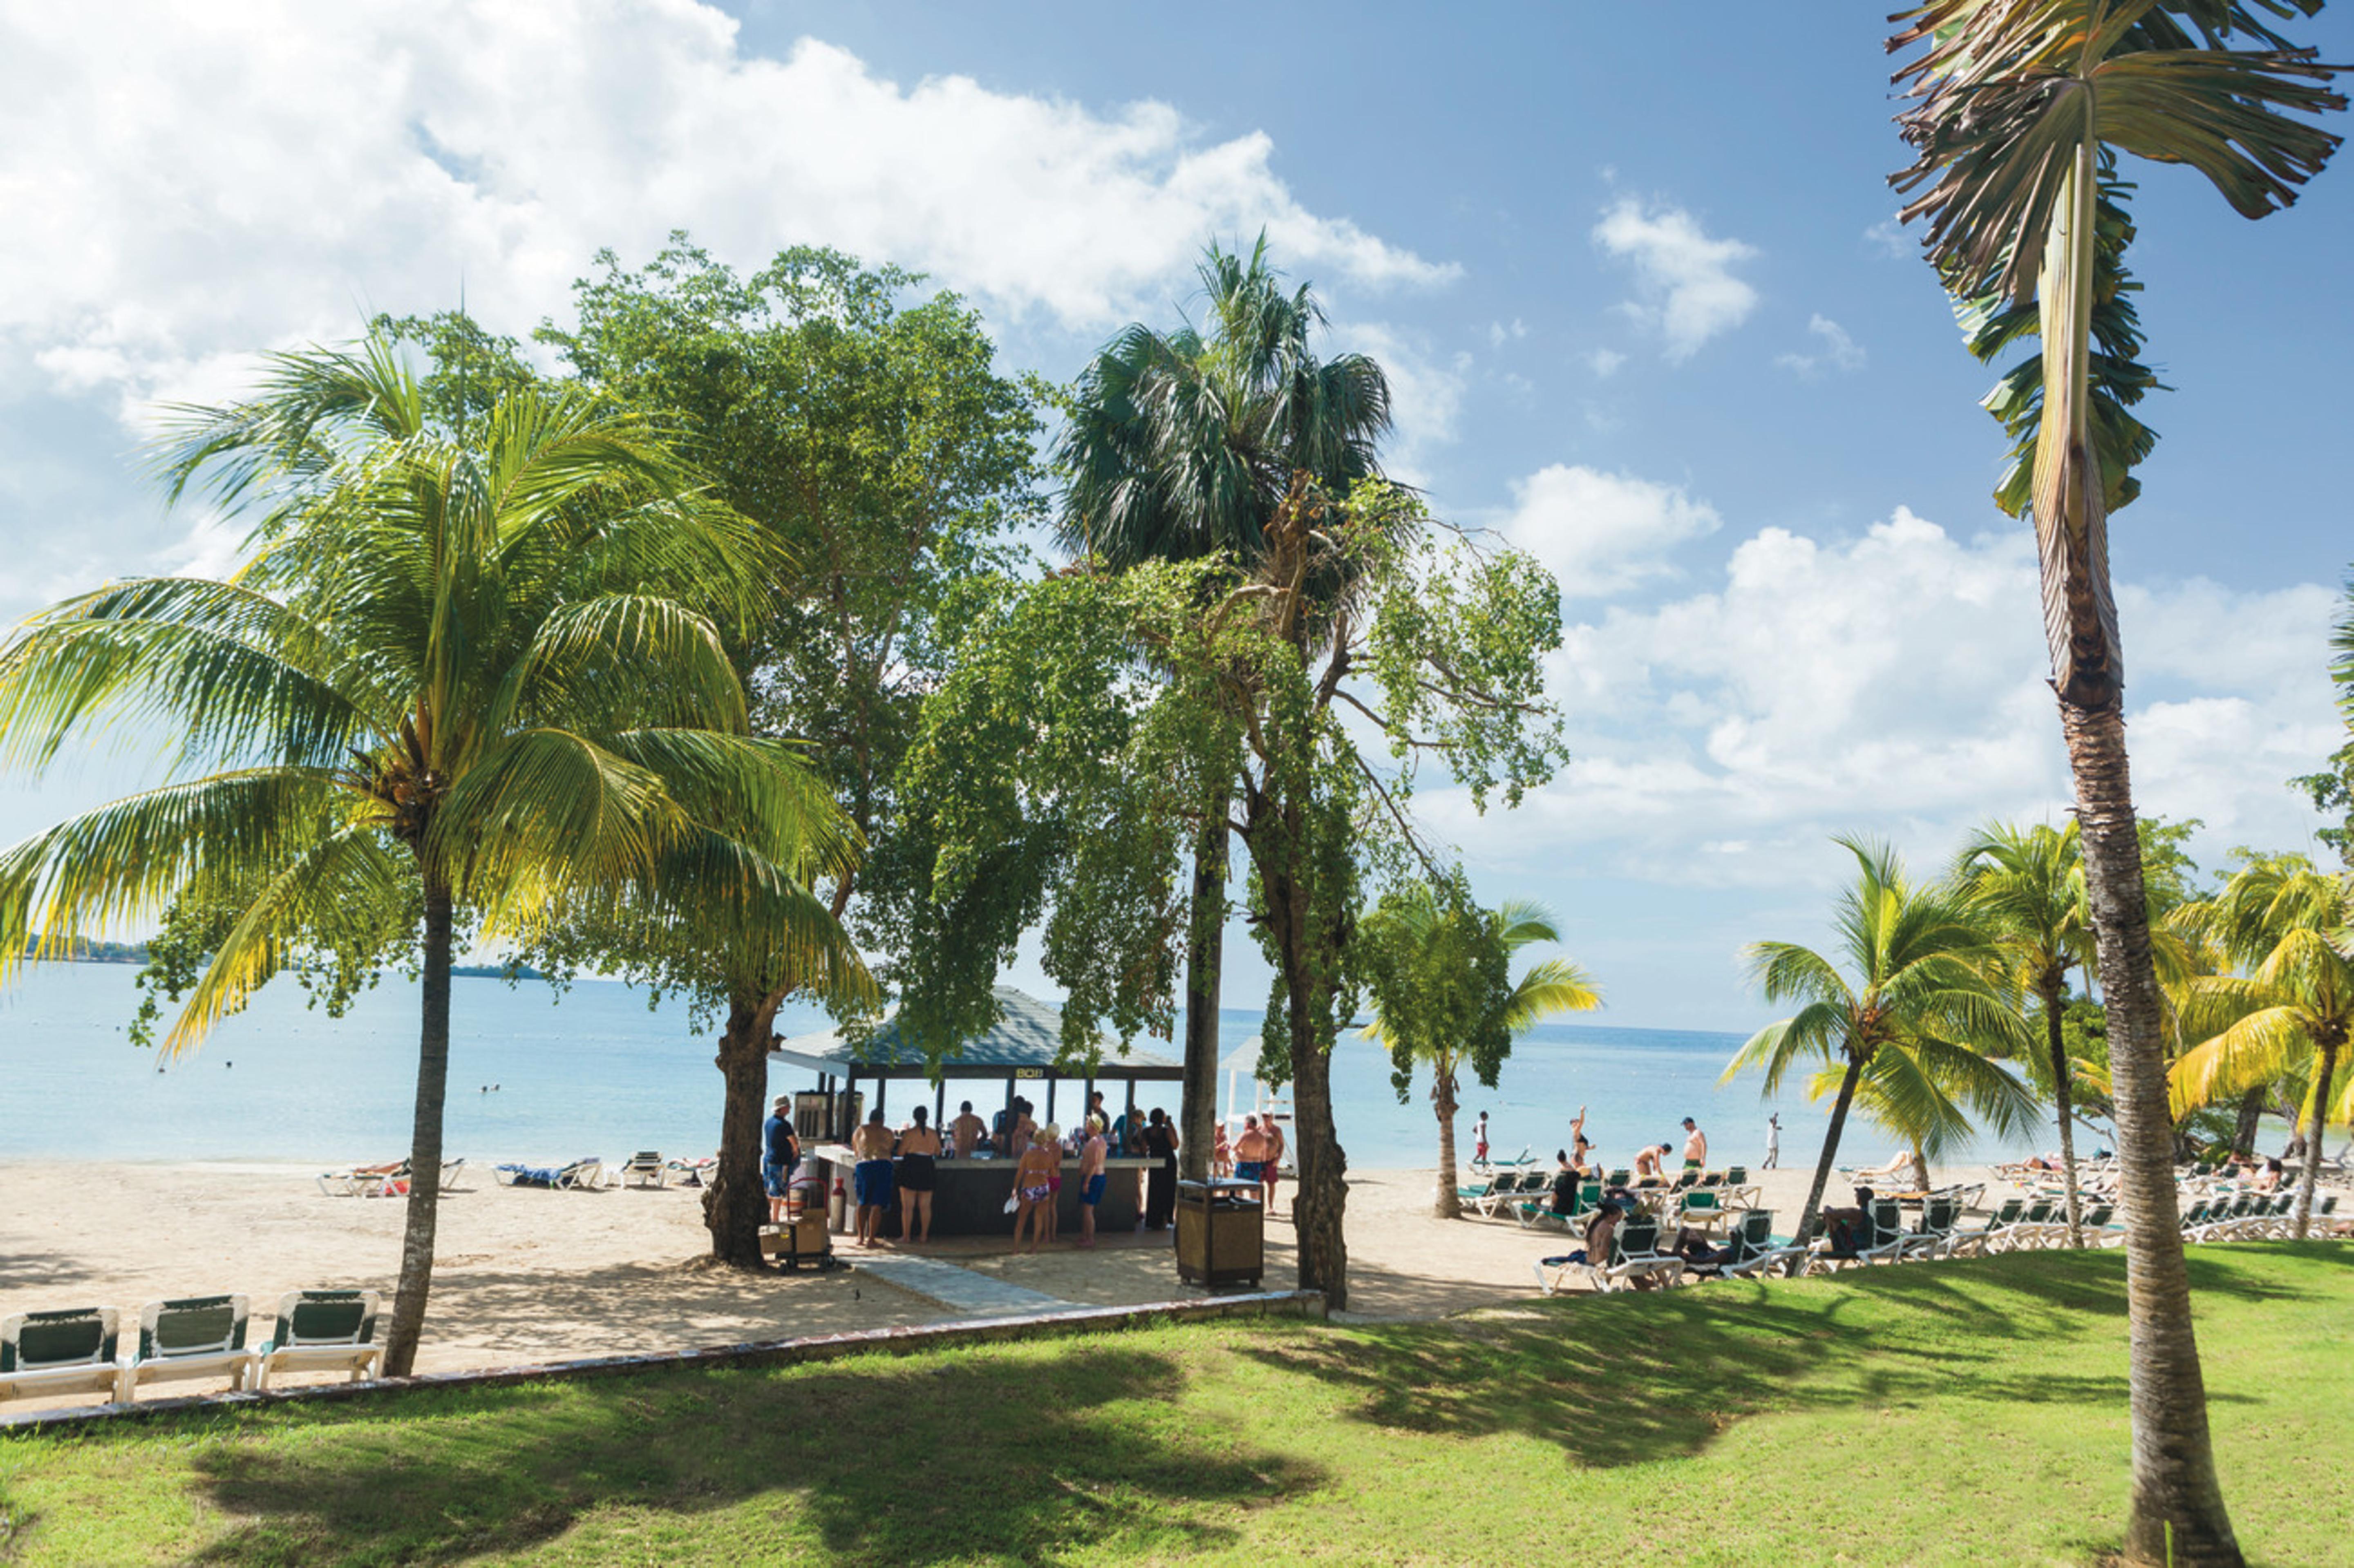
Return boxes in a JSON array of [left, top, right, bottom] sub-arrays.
[[762, 1095, 801, 1224]]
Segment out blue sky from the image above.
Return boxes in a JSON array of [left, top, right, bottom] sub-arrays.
[[2, 1, 2349, 1030]]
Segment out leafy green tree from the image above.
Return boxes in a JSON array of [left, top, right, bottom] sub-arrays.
[[1356, 877, 1600, 1217], [2289, 577, 2354, 868], [536, 239, 1043, 1262], [0, 333, 859, 1372], [2170, 853, 2353, 1237], [1888, 7, 2343, 1557], [885, 477, 1565, 1308], [1055, 237, 1390, 1179], [1725, 838, 2032, 1248]]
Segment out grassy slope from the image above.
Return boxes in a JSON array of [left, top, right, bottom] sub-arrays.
[[2, 1246, 2349, 1567]]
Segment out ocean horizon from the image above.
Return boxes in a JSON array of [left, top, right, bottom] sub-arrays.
[[0, 961, 2049, 1172]]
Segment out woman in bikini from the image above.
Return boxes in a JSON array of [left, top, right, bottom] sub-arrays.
[[1014, 1130, 1058, 1253]]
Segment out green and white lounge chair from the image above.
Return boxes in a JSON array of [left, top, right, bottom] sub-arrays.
[[1901, 1195, 1963, 1260], [1807, 1199, 1907, 1273], [1720, 1209, 1809, 1278], [1534, 1216, 1685, 1295], [0, 1306, 126, 1406], [120, 1295, 260, 1399], [1942, 1195, 2024, 1258], [620, 1151, 667, 1189], [253, 1291, 385, 1390]]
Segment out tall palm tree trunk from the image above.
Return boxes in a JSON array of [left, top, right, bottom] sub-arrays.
[[2062, 701, 2240, 1568], [1179, 805, 1226, 1182], [1794, 1051, 1864, 1257], [1432, 1067, 1461, 1219], [385, 880, 454, 1378], [2292, 1038, 2338, 1241], [704, 986, 784, 1266], [2043, 980, 2084, 1247]]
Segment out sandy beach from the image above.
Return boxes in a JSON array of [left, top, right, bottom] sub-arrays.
[[0, 1157, 1994, 1413]]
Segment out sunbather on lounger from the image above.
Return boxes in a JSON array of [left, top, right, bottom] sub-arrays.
[[1537, 1200, 1624, 1269]]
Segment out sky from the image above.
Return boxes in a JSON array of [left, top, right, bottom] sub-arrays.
[[2, 1, 2349, 1032]]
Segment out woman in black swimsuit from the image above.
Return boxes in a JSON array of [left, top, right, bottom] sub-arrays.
[[897, 1107, 942, 1244], [1143, 1108, 1179, 1230]]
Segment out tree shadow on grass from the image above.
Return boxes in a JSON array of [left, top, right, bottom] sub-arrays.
[[183, 1345, 1320, 1567], [1225, 1249, 2308, 1470]]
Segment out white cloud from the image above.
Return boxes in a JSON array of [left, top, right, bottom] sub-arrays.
[[1776, 314, 1865, 376], [0, 2, 1453, 423], [1486, 318, 1527, 348], [1592, 197, 1759, 360], [1864, 219, 1910, 259], [1585, 347, 1627, 379], [1498, 465, 1721, 600], [1436, 505, 2341, 891], [1332, 322, 1468, 488]]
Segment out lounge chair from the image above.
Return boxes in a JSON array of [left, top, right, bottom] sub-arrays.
[[253, 1291, 385, 1390], [1719, 1209, 1810, 1278], [1806, 1199, 1907, 1273], [317, 1160, 407, 1198], [1534, 1216, 1685, 1295], [1676, 1187, 1730, 1235], [1901, 1195, 1962, 1260], [120, 1295, 260, 1399], [665, 1155, 717, 1187], [1517, 1180, 1600, 1230], [1943, 1196, 2026, 1258], [0, 1307, 125, 1406], [558, 1157, 609, 1190], [439, 1157, 468, 1192], [1719, 1165, 1760, 1209], [619, 1151, 667, 1190], [1466, 1170, 1532, 1219]]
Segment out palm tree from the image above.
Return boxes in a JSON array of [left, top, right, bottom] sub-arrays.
[[1956, 821, 2098, 1244], [2171, 854, 2353, 1239], [1724, 838, 2029, 1249], [1889, 9, 2343, 1560], [1358, 888, 1601, 1217], [1055, 236, 1390, 1180], [0, 334, 861, 1376]]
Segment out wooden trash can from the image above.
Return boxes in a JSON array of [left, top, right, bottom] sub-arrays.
[[1175, 1178, 1264, 1288]]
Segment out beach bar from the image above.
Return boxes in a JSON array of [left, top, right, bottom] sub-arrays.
[[772, 987, 1180, 1237]]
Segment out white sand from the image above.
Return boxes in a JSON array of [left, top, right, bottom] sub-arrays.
[[0, 1156, 1994, 1412]]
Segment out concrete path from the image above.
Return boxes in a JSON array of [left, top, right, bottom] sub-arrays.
[[847, 1253, 1073, 1318]]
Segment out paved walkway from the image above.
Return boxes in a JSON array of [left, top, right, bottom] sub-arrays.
[[847, 1253, 1073, 1318]]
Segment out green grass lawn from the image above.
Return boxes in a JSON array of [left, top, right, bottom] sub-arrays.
[[4, 1246, 2349, 1566]]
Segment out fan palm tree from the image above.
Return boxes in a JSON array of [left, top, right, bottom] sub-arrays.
[[0, 334, 862, 1376], [1889, 8, 2343, 1560], [1724, 838, 2030, 1250], [1956, 821, 2100, 1244], [1055, 236, 1390, 1180], [1358, 889, 1601, 1217], [2170, 854, 2353, 1239]]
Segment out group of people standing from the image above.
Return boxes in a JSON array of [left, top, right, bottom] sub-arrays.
[[1209, 1112, 1288, 1217]]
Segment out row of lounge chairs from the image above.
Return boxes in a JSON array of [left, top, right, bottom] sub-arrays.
[[491, 1152, 718, 1190], [1462, 1165, 1761, 1224], [1, 1291, 385, 1410], [1535, 1208, 1807, 1295]]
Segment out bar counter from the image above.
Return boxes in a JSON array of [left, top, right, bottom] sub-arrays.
[[807, 1144, 1155, 1236]]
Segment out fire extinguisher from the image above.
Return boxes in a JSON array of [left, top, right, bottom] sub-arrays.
[[831, 1173, 848, 1233]]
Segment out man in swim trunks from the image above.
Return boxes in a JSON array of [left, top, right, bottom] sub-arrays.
[[950, 1100, 987, 1159], [850, 1107, 897, 1248], [897, 1106, 942, 1244], [1077, 1115, 1110, 1247], [1682, 1116, 1708, 1169], [1632, 1142, 1668, 1183], [1233, 1115, 1271, 1203], [1262, 1115, 1288, 1220], [762, 1095, 800, 1224]]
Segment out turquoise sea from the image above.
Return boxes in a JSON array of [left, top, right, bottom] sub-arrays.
[[0, 962, 2044, 1170]]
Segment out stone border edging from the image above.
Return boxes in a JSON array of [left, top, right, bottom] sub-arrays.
[[1, 1288, 1327, 1436]]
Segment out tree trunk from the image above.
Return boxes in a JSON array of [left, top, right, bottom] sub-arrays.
[[1908, 1144, 1930, 1198], [703, 986, 784, 1266], [2229, 1087, 2265, 1160], [2292, 1038, 2338, 1242], [2062, 699, 2241, 1568], [1179, 804, 1226, 1183], [1433, 1067, 1460, 1219], [383, 880, 454, 1378], [2045, 981, 2084, 1248], [1794, 1051, 1864, 1257], [1285, 993, 1349, 1309]]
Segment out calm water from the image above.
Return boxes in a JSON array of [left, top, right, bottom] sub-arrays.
[[0, 963, 2041, 1170]]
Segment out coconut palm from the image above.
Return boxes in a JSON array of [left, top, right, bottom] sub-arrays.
[[2170, 854, 2353, 1239], [1889, 8, 2343, 1559], [1725, 838, 2031, 1250], [1358, 889, 1601, 1217], [1956, 821, 2100, 1244], [0, 334, 862, 1376], [1055, 237, 1391, 1180]]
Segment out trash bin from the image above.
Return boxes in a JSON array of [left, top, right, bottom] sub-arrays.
[[1175, 1178, 1264, 1288]]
